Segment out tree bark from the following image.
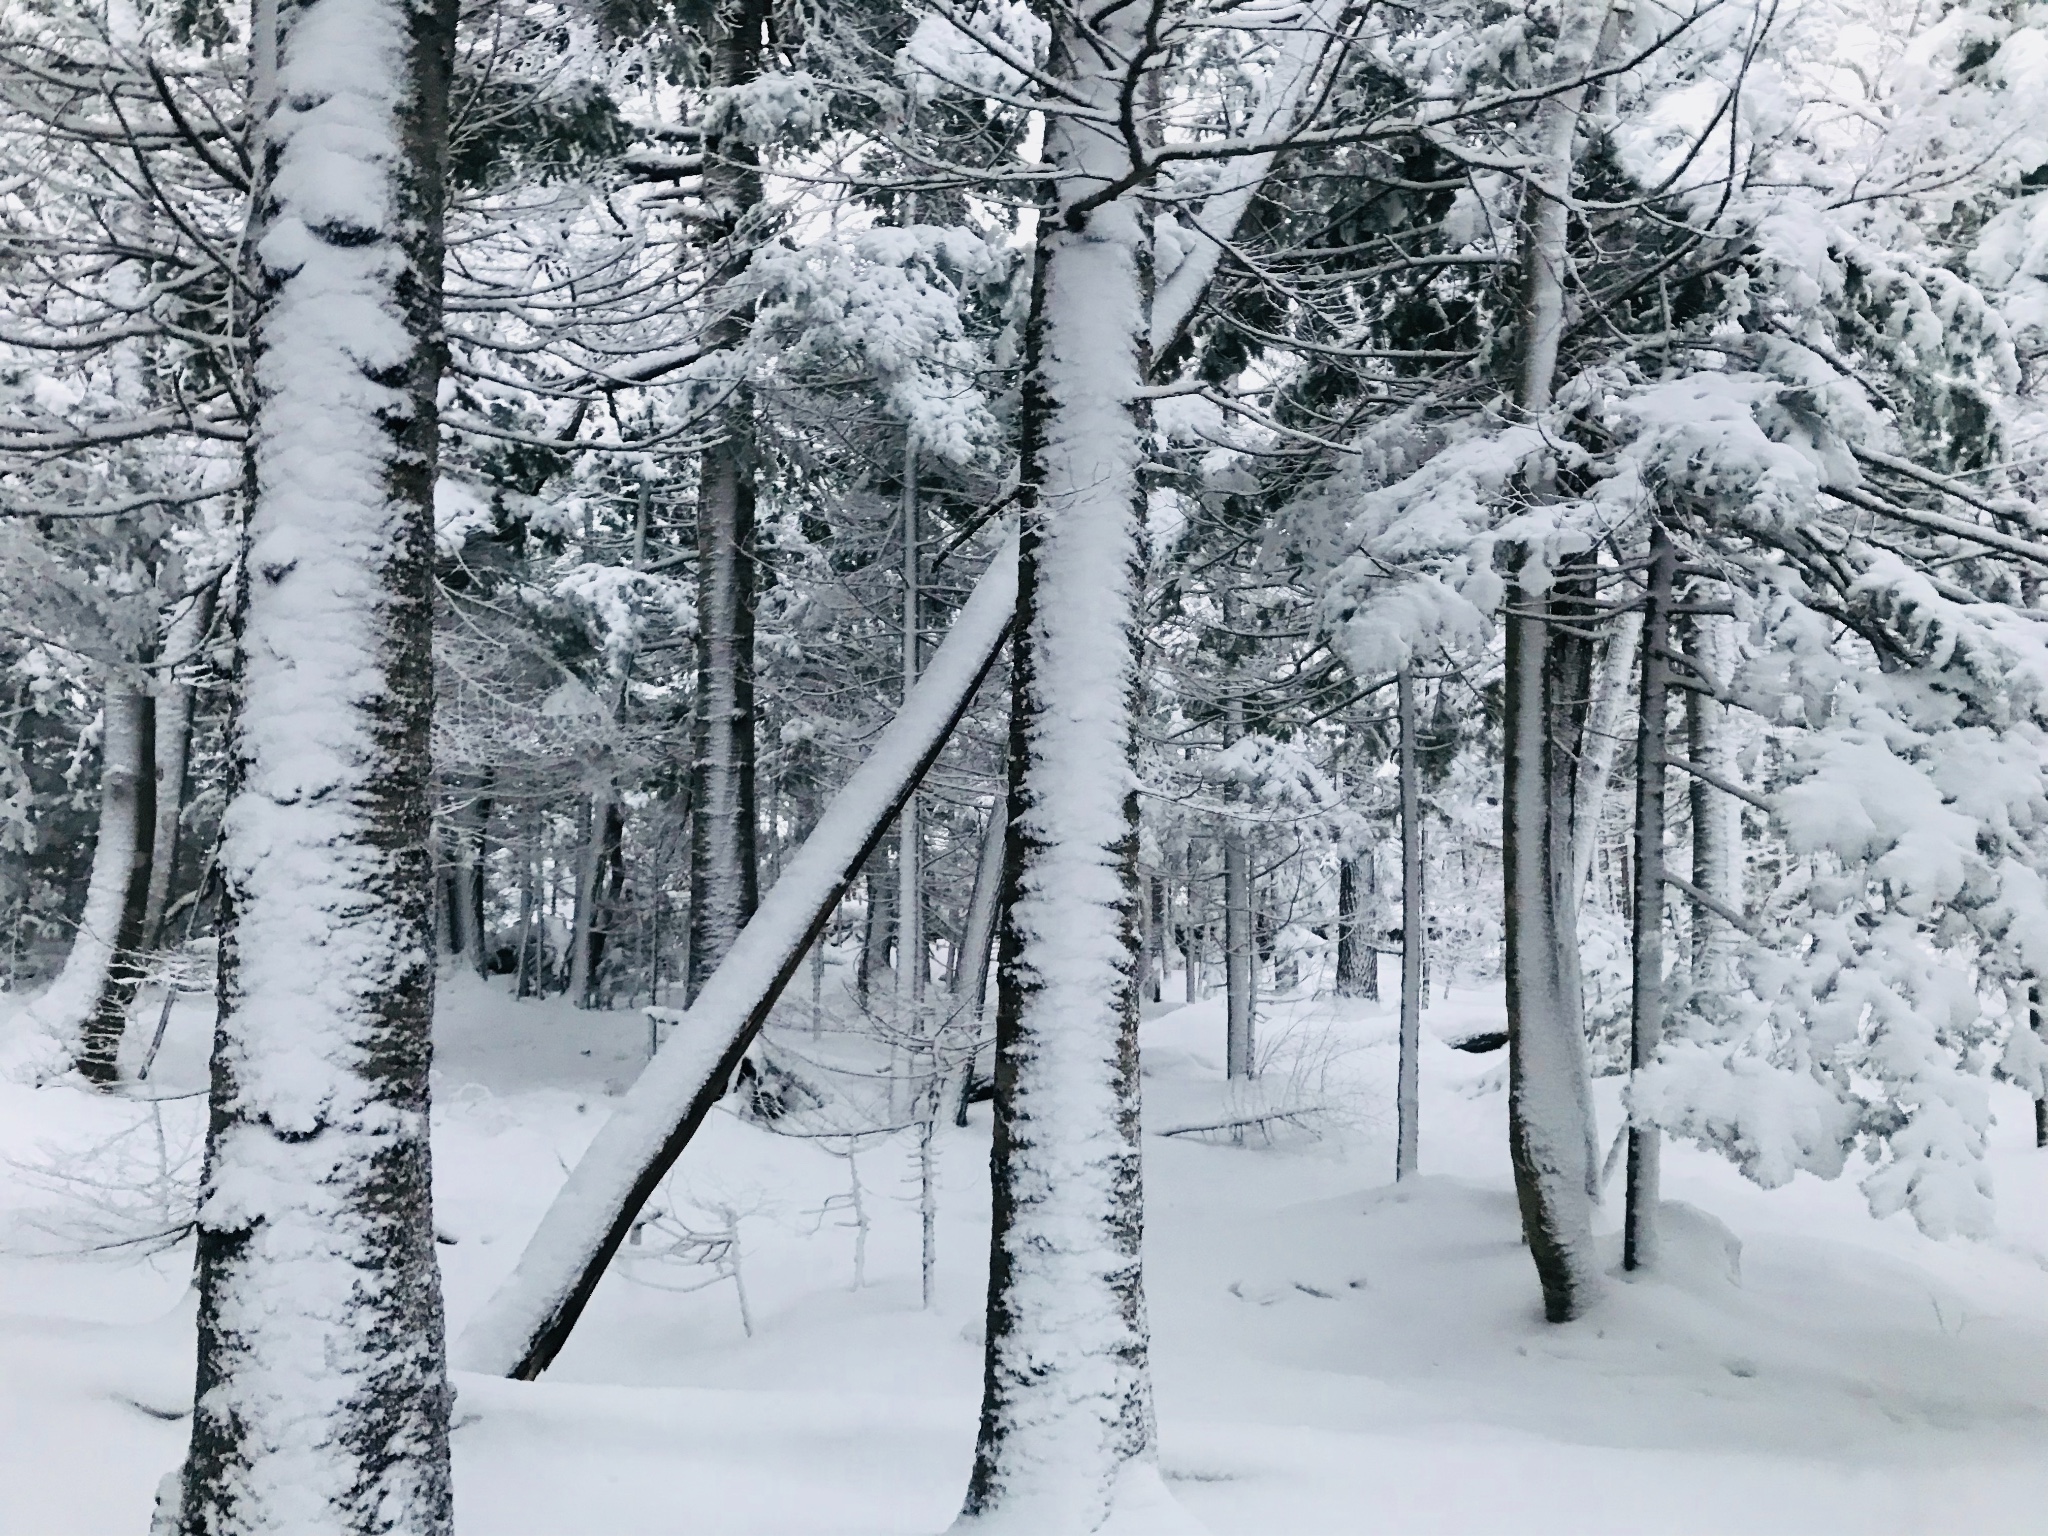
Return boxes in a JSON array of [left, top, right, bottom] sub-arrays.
[[141, 587, 215, 952], [1500, 0, 1613, 1324], [78, 684, 156, 1084], [1625, 530, 1675, 1272], [1397, 666, 1422, 1180], [1571, 608, 1641, 909], [958, 44, 1157, 1524], [1222, 681, 1255, 1077], [570, 789, 623, 1008], [684, 0, 768, 1005], [1686, 609, 1741, 989], [171, 0, 457, 1521]]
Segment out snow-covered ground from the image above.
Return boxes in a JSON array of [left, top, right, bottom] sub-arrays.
[[7, 967, 2048, 1534]]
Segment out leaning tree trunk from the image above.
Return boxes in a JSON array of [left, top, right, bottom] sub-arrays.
[[957, 32, 1161, 1532], [33, 678, 153, 1083], [684, 0, 768, 1004], [165, 0, 457, 1524], [1500, 0, 1614, 1325]]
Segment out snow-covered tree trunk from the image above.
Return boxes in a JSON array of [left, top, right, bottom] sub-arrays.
[[31, 678, 153, 1083], [685, 0, 768, 1004], [957, 23, 1162, 1528], [142, 586, 216, 951], [1223, 694, 1255, 1079], [900, 439, 925, 1006], [1571, 608, 1641, 908], [1500, 0, 1613, 1323], [1685, 610, 1741, 990], [1397, 665, 1422, 1179], [1624, 531, 1675, 1272], [79, 681, 157, 1083], [166, 0, 457, 1521]]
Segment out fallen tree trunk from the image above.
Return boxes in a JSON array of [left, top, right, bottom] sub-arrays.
[[455, 531, 1018, 1381]]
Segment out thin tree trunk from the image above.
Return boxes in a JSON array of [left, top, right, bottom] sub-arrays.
[[959, 49, 1157, 1524], [954, 797, 1005, 1016], [684, 0, 768, 1005], [1397, 666, 1422, 1180], [1224, 696, 1255, 1079], [38, 679, 155, 1084], [899, 435, 925, 1009], [1572, 608, 1641, 908], [1625, 530, 1675, 1272], [516, 805, 541, 998], [1183, 840, 1201, 1004], [141, 587, 215, 952], [170, 0, 457, 1520], [1686, 609, 1741, 989]]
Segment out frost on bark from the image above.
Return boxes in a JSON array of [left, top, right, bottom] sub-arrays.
[[31, 677, 153, 1083], [685, 0, 769, 1004], [167, 0, 458, 1523], [957, 28, 1157, 1530], [1500, 0, 1612, 1323]]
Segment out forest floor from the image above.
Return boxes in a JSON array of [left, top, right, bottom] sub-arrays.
[[7, 963, 2048, 1534]]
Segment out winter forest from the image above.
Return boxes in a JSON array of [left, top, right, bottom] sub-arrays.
[[12, 0, 2048, 1528]]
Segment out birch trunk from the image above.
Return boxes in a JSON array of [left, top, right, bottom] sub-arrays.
[[169, 0, 457, 1520], [957, 30, 1158, 1524], [685, 0, 768, 1004]]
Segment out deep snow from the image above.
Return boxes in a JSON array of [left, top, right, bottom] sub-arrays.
[[7, 962, 2048, 1534]]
